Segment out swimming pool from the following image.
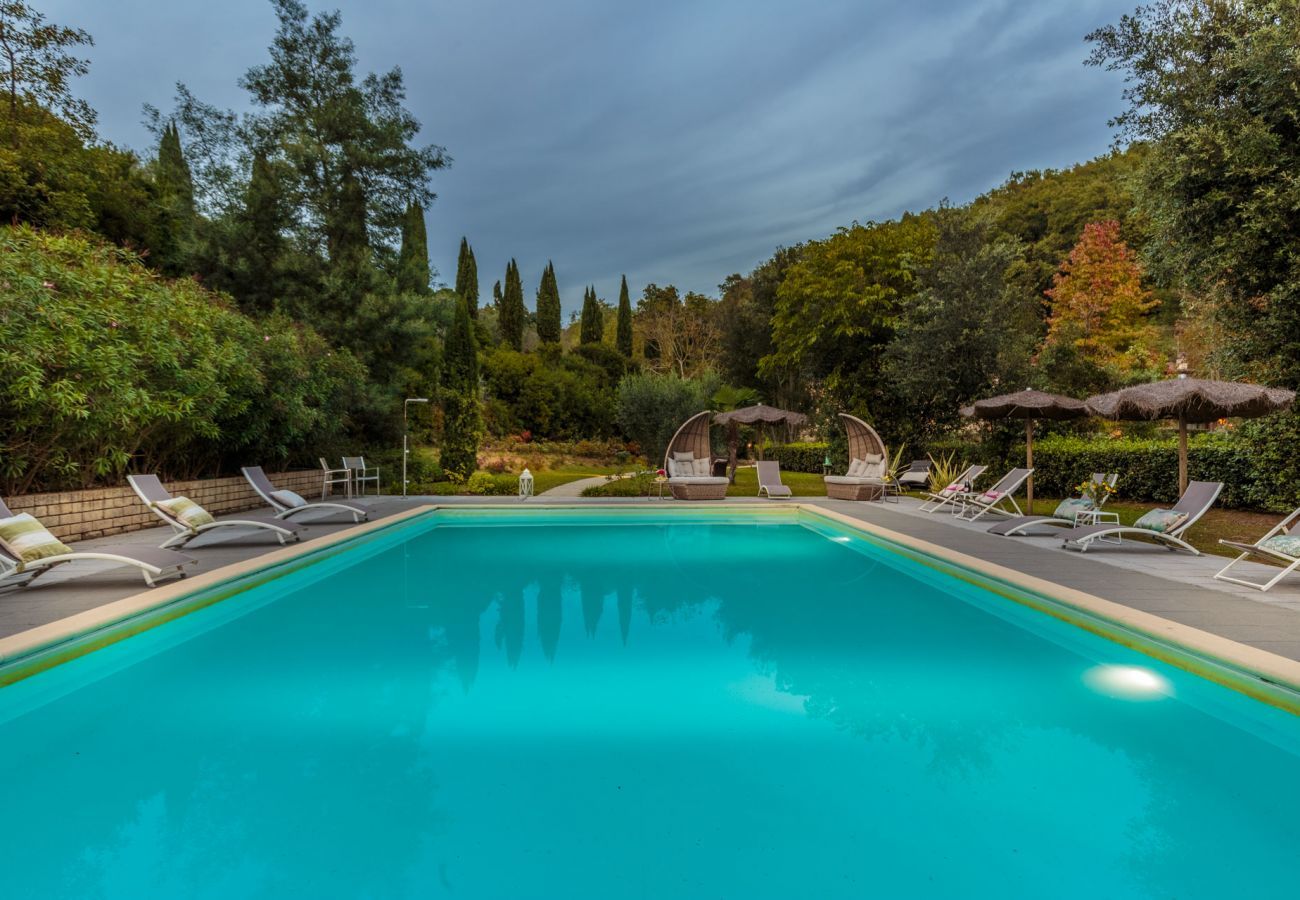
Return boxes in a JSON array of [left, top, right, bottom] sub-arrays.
[[1, 508, 1298, 898]]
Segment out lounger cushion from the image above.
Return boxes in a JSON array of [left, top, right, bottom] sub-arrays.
[[1133, 508, 1187, 534], [847, 458, 866, 477], [668, 477, 729, 485], [1261, 535, 1300, 557], [0, 513, 73, 565], [824, 476, 884, 485], [1053, 497, 1094, 522], [155, 497, 216, 530], [692, 457, 711, 476], [271, 489, 308, 509]]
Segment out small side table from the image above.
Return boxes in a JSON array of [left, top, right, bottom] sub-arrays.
[[654, 477, 671, 500], [1075, 508, 1121, 542]]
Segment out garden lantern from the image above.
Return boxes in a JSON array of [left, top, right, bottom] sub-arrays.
[[518, 468, 534, 500]]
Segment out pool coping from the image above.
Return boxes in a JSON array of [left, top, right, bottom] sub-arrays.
[[2, 502, 1299, 713]]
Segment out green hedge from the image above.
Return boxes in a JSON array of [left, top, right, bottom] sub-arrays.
[[771, 442, 838, 473]]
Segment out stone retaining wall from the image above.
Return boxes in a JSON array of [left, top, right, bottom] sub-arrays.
[[6, 470, 326, 543]]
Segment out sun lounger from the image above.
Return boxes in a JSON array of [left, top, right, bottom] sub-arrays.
[[988, 473, 1119, 536], [1214, 507, 1300, 591], [755, 461, 792, 498], [918, 465, 988, 514], [0, 497, 195, 590], [955, 468, 1034, 521], [128, 474, 301, 550], [1060, 480, 1223, 554], [895, 460, 932, 489], [242, 466, 367, 522]]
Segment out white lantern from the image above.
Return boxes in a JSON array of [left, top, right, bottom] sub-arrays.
[[518, 468, 534, 500]]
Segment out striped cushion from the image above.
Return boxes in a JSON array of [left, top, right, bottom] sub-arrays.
[[156, 496, 215, 530], [0, 514, 73, 566]]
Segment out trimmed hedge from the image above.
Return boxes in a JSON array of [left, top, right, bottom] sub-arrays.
[[771, 442, 838, 473]]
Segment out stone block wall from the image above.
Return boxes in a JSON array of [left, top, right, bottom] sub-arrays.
[[6, 470, 326, 543]]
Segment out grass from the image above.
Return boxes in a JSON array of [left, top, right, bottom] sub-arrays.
[[419, 464, 626, 496], [726, 466, 826, 497]]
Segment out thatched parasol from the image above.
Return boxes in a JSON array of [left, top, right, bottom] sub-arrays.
[[960, 389, 1089, 511], [1086, 377, 1295, 494], [713, 404, 808, 481]]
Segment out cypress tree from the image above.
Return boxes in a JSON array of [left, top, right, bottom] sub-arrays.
[[152, 121, 196, 274], [536, 261, 562, 344], [580, 285, 603, 344], [498, 259, 526, 351], [616, 274, 634, 357], [396, 202, 432, 295], [234, 150, 288, 314], [440, 296, 482, 480], [454, 236, 480, 316]]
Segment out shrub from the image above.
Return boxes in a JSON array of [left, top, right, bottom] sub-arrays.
[[614, 374, 710, 466], [582, 473, 656, 497], [466, 471, 496, 495], [771, 442, 835, 473]]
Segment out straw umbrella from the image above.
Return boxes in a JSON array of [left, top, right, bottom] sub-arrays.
[[713, 404, 808, 482], [1086, 377, 1295, 495], [960, 389, 1089, 513]]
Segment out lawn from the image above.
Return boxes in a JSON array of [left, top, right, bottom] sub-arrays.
[[726, 466, 826, 497]]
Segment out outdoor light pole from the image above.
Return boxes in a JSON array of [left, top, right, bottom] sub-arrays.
[[403, 398, 430, 498]]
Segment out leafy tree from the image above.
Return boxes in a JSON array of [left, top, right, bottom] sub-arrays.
[[716, 245, 802, 402], [454, 235, 478, 315], [614, 373, 713, 465], [615, 274, 633, 357], [1088, 0, 1300, 385], [883, 206, 1030, 441], [0, 1, 95, 145], [1042, 220, 1162, 375], [397, 202, 431, 295], [439, 296, 481, 479], [636, 283, 720, 378], [579, 285, 602, 344], [498, 258, 525, 350], [536, 260, 562, 344]]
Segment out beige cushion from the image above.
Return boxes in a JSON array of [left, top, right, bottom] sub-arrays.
[[847, 458, 866, 477], [156, 496, 216, 530], [669, 476, 729, 485], [692, 457, 711, 476], [825, 475, 883, 485]]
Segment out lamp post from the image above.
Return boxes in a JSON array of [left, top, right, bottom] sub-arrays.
[[403, 398, 430, 498]]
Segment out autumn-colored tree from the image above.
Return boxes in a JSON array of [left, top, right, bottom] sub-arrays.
[[636, 283, 719, 378], [1042, 220, 1161, 372]]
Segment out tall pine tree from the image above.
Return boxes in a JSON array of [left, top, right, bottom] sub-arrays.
[[580, 285, 603, 344], [616, 274, 634, 357], [536, 261, 562, 344], [152, 121, 196, 275], [455, 236, 479, 316], [233, 149, 288, 313], [439, 296, 482, 480], [498, 259, 526, 351], [396, 202, 431, 295]]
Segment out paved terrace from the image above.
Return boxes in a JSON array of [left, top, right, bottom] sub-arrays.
[[4, 494, 1300, 663]]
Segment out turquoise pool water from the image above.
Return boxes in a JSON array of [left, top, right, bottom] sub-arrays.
[[1, 510, 1298, 898]]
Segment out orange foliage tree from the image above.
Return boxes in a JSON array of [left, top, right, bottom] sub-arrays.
[[1042, 220, 1161, 372]]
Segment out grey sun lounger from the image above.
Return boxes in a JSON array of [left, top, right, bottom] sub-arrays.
[[1060, 480, 1224, 555], [129, 474, 301, 550], [0, 497, 195, 591], [918, 464, 988, 514], [895, 460, 932, 489], [1214, 507, 1300, 592], [756, 461, 792, 499], [955, 468, 1034, 521], [242, 466, 367, 522], [988, 473, 1119, 536]]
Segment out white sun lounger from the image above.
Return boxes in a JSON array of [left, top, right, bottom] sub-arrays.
[[988, 473, 1119, 536], [955, 468, 1033, 521], [1060, 481, 1223, 555], [1214, 507, 1300, 592], [128, 474, 301, 550], [756, 461, 792, 499], [0, 497, 195, 590], [918, 464, 988, 514], [242, 466, 367, 522]]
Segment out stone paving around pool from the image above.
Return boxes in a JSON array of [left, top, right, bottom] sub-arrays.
[[4, 493, 1300, 664]]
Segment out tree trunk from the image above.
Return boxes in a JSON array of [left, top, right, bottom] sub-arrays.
[[1025, 419, 1034, 515], [1178, 415, 1188, 496]]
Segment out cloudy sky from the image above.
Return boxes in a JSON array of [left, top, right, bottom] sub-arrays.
[[48, 0, 1135, 313]]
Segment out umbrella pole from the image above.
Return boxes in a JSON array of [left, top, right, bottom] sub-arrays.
[[1025, 419, 1034, 515], [1178, 414, 1188, 496], [727, 422, 738, 484]]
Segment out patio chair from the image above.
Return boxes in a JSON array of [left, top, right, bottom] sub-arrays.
[[1060, 480, 1224, 554], [128, 474, 301, 550], [755, 461, 792, 499], [895, 460, 932, 489], [664, 411, 729, 500], [823, 414, 889, 501], [1214, 507, 1300, 591], [988, 473, 1119, 537], [955, 468, 1034, 521], [320, 457, 352, 499], [343, 456, 381, 497], [243, 466, 367, 523], [918, 465, 988, 514], [0, 497, 196, 591]]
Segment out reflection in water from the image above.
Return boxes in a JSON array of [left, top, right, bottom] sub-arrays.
[[0, 520, 1297, 898]]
